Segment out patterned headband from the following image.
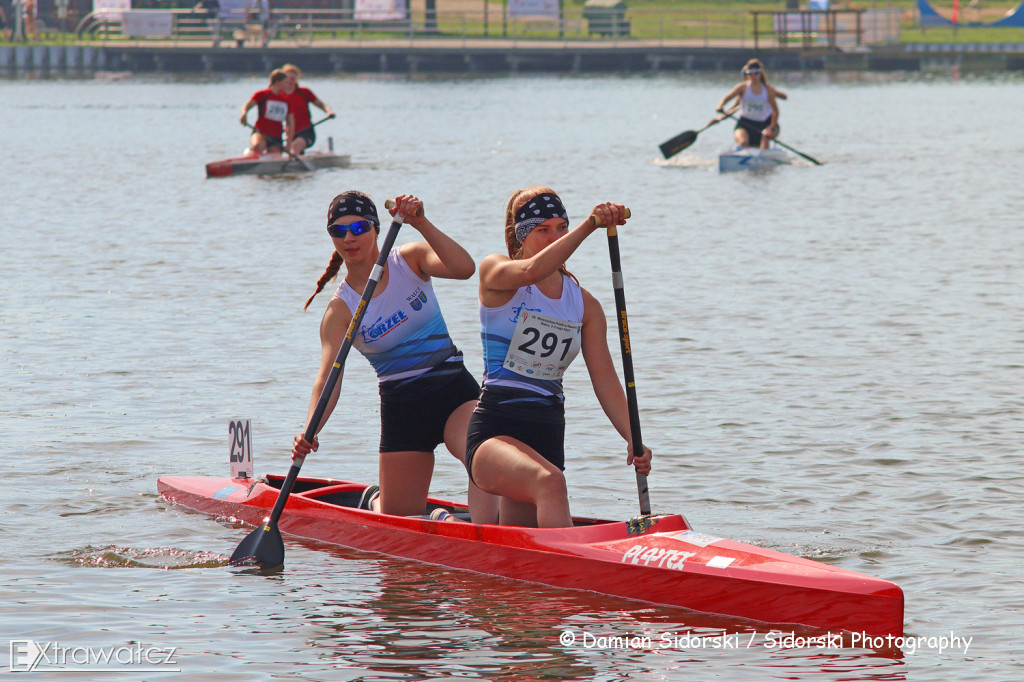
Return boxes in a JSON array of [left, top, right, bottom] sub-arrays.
[[514, 194, 568, 243], [328, 193, 380, 228]]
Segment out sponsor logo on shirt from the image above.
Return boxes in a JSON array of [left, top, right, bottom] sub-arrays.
[[407, 289, 428, 311], [509, 301, 542, 324], [360, 310, 408, 343]]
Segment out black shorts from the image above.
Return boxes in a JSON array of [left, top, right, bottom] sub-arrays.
[[294, 126, 316, 148], [464, 387, 566, 484], [259, 134, 283, 149], [378, 365, 479, 454], [735, 117, 775, 147]]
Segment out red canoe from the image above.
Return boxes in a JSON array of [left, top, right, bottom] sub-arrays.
[[158, 474, 903, 638], [205, 151, 351, 178]]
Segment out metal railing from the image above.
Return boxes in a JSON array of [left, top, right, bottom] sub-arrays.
[[752, 9, 871, 51], [69, 7, 900, 49], [71, 8, 749, 49]]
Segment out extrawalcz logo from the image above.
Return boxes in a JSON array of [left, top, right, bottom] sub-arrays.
[[9, 639, 180, 672], [10, 640, 44, 672]]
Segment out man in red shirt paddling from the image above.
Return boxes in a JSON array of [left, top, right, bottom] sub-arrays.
[[281, 64, 335, 156], [239, 69, 294, 156]]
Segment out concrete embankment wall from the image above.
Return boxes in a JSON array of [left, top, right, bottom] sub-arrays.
[[3, 43, 1024, 75]]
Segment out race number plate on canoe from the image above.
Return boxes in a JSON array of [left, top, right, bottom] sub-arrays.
[[229, 419, 253, 479], [504, 310, 581, 380]]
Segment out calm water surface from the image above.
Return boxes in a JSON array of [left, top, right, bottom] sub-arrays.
[[1, 70, 1022, 680]]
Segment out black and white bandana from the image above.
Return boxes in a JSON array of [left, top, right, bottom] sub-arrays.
[[514, 194, 568, 243], [327, 193, 380, 228]]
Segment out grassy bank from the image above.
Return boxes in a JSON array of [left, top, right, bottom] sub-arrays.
[[4, 1, 1024, 46]]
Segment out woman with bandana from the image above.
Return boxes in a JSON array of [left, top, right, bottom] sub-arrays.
[[464, 187, 653, 528], [292, 192, 498, 524], [715, 58, 783, 150]]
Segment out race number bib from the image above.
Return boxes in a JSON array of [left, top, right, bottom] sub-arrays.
[[745, 101, 766, 117], [504, 310, 582, 380], [264, 99, 288, 123]]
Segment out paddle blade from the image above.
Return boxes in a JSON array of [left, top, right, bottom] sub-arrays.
[[229, 519, 285, 570], [659, 130, 697, 159]]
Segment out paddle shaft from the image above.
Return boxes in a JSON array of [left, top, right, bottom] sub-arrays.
[[590, 209, 652, 516], [659, 106, 738, 160], [244, 122, 315, 171], [722, 110, 823, 165], [308, 115, 333, 129], [262, 211, 407, 530]]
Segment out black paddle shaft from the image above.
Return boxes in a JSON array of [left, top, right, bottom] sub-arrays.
[[243, 122, 315, 171], [721, 110, 824, 166], [230, 209, 406, 567], [604, 223, 653, 516], [658, 107, 738, 160], [274, 215, 403, 525]]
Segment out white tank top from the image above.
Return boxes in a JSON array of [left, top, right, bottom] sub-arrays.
[[479, 275, 584, 401], [334, 249, 461, 383], [740, 83, 773, 122]]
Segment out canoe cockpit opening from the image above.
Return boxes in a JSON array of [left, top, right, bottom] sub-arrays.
[[257, 475, 607, 527]]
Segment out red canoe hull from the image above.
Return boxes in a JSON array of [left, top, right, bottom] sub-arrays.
[[158, 475, 903, 638], [205, 151, 351, 178]]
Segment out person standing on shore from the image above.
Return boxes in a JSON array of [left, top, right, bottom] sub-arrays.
[[715, 58, 781, 150], [281, 64, 336, 156]]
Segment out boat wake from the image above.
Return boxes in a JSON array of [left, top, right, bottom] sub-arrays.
[[653, 154, 714, 169], [53, 545, 229, 569]]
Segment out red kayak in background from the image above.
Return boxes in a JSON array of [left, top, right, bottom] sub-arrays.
[[205, 151, 350, 178], [158, 473, 904, 639]]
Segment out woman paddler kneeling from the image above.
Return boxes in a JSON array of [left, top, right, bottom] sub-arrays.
[[239, 69, 293, 156], [465, 187, 653, 528], [292, 192, 499, 524]]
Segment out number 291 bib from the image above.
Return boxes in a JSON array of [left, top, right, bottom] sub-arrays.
[[504, 310, 582, 380]]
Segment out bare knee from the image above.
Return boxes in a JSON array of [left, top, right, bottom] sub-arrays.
[[533, 467, 567, 502]]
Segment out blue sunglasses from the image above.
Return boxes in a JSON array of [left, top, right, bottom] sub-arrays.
[[327, 220, 375, 238]]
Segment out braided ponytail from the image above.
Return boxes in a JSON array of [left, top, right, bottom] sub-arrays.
[[304, 251, 344, 311]]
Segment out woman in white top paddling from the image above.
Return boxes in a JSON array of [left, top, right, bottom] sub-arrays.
[[292, 192, 498, 524], [715, 58, 783, 150], [464, 187, 652, 528]]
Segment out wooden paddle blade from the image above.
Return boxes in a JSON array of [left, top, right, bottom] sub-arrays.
[[229, 520, 285, 569], [659, 130, 697, 159]]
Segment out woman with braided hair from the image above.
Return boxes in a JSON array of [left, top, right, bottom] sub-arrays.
[[292, 192, 498, 523], [464, 187, 652, 528]]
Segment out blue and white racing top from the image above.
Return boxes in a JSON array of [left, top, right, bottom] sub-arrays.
[[479, 275, 584, 404], [335, 249, 463, 385]]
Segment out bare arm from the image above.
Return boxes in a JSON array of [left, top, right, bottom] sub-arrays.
[[291, 297, 352, 459], [390, 194, 475, 281], [311, 96, 335, 118], [716, 83, 745, 113], [479, 203, 627, 301], [285, 112, 295, 145], [240, 98, 257, 125], [766, 89, 780, 131], [580, 289, 652, 474]]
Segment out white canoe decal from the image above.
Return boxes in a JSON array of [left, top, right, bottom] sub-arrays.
[[673, 531, 723, 547], [622, 545, 696, 569]]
